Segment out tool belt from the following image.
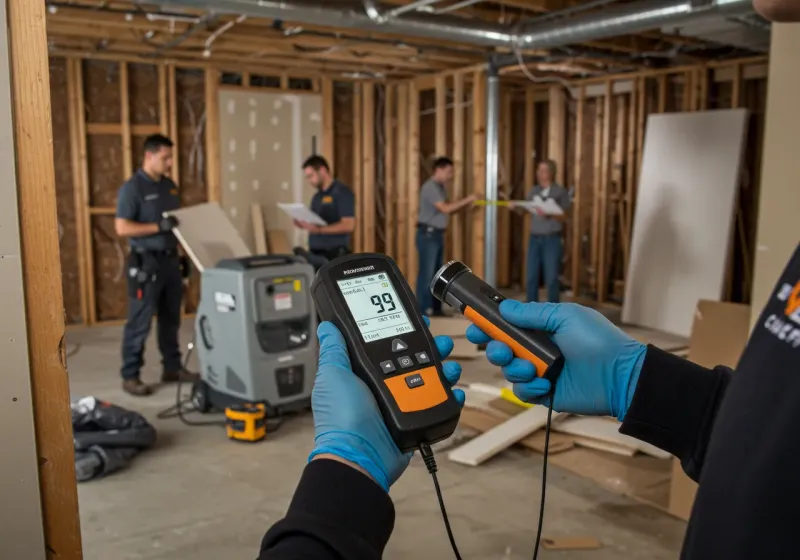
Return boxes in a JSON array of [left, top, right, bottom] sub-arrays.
[[127, 250, 160, 300]]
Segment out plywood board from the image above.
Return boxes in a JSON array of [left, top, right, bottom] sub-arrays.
[[622, 110, 748, 337], [554, 416, 670, 459], [167, 202, 252, 271]]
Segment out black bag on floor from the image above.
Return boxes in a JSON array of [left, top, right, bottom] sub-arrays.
[[71, 397, 157, 482]]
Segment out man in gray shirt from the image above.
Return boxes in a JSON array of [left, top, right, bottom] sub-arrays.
[[524, 159, 571, 303], [415, 157, 476, 315]]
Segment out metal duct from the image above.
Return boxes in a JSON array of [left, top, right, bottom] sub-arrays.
[[161, 0, 754, 49]]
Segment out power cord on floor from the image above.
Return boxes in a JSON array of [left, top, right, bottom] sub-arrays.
[[421, 391, 556, 560]]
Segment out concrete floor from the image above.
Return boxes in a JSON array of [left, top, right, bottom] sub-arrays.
[[67, 319, 686, 560]]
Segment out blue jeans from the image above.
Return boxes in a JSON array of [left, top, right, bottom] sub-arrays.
[[526, 234, 563, 303], [416, 228, 444, 314]]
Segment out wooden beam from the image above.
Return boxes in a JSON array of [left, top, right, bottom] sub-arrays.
[[683, 70, 694, 112], [698, 67, 708, 111], [321, 77, 334, 163], [570, 85, 585, 297], [435, 75, 448, 259], [731, 62, 742, 108], [613, 95, 628, 277], [167, 64, 180, 185], [498, 89, 513, 288], [385, 84, 396, 258], [66, 58, 89, 326], [8, 0, 83, 555], [352, 84, 363, 252], [590, 96, 603, 292], [636, 76, 647, 178], [362, 82, 375, 253], [396, 83, 409, 275], [547, 85, 566, 181], [120, 62, 133, 178], [624, 83, 638, 275], [407, 81, 421, 286], [522, 86, 535, 291], [657, 74, 667, 113], [205, 67, 221, 202], [242, 71, 250, 87], [73, 59, 95, 325], [85, 122, 162, 135], [471, 70, 487, 277], [451, 73, 465, 264], [597, 81, 612, 303], [158, 64, 168, 136]]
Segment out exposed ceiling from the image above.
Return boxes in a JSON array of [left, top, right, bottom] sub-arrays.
[[44, 1, 769, 79]]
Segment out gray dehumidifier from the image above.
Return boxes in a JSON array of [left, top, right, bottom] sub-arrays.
[[192, 255, 318, 416]]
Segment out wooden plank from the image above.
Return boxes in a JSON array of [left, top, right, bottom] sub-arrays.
[[8, 0, 83, 554], [451, 73, 465, 263], [435, 75, 448, 260], [407, 81, 421, 285], [547, 85, 566, 179], [204, 67, 221, 202], [613, 95, 629, 271], [242, 71, 250, 87], [657, 74, 667, 113], [698, 67, 708, 111], [167, 64, 180, 184], [731, 62, 742, 108], [86, 122, 162, 135], [251, 204, 268, 254], [361, 82, 375, 253], [88, 207, 117, 215], [636, 77, 647, 180], [541, 537, 602, 551], [448, 406, 565, 466], [74, 59, 95, 325], [554, 416, 670, 459], [66, 58, 89, 325], [352, 84, 363, 252], [280, 72, 289, 90], [497, 89, 512, 287], [522, 87, 535, 291], [120, 62, 133, 178], [684, 70, 694, 112], [590, 98, 603, 293], [267, 230, 291, 254], [597, 81, 612, 303], [471, 70, 486, 276], [321, 77, 334, 162], [158, 64, 168, 135], [570, 86, 585, 296], [396, 83, 409, 275], [624, 85, 638, 275], [384, 84, 396, 258]]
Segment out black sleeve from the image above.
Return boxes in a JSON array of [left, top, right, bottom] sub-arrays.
[[116, 182, 139, 221], [619, 346, 732, 482], [259, 459, 395, 560], [337, 188, 355, 219]]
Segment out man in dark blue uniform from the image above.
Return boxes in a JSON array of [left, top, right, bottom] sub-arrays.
[[115, 134, 197, 396], [293, 155, 355, 269]]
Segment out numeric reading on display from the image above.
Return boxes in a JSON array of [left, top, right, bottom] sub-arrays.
[[337, 273, 416, 342]]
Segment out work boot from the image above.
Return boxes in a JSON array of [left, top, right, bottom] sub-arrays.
[[122, 378, 153, 397], [161, 368, 200, 384]]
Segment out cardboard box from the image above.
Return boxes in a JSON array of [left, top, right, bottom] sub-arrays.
[[668, 300, 751, 520]]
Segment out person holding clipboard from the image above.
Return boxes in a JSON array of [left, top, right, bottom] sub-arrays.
[[525, 159, 571, 303]]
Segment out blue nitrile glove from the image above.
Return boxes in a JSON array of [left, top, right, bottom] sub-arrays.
[[466, 300, 647, 421], [308, 320, 465, 492]]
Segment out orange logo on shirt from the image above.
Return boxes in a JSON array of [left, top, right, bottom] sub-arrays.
[[786, 281, 800, 318], [170, 189, 179, 196], [322, 196, 334, 204]]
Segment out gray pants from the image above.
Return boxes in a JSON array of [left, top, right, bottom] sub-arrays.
[[120, 254, 183, 379]]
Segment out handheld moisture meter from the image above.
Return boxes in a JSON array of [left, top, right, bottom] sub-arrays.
[[432, 261, 564, 383], [311, 253, 461, 453]]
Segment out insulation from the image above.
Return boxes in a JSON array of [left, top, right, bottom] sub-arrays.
[[333, 82, 354, 186], [87, 135, 124, 207], [83, 60, 121, 123], [50, 57, 82, 324], [91, 215, 128, 321], [128, 63, 160, 125]]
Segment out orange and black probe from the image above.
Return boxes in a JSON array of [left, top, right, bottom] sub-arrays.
[[431, 260, 564, 384]]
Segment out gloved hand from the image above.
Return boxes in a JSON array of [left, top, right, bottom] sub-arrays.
[[158, 215, 179, 232], [466, 300, 647, 421], [308, 320, 465, 492]]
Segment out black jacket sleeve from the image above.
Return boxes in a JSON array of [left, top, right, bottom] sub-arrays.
[[619, 346, 732, 482], [259, 459, 395, 560]]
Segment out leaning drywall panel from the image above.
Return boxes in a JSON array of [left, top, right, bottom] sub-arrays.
[[218, 89, 322, 253], [622, 109, 748, 337]]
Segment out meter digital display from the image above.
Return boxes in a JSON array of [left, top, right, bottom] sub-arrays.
[[336, 273, 416, 342]]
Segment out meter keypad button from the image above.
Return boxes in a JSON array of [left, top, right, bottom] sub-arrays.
[[379, 360, 396, 375], [415, 352, 431, 365], [405, 374, 425, 389], [391, 339, 408, 352], [397, 356, 414, 369]]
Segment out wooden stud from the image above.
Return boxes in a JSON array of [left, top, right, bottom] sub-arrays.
[[408, 81, 421, 286], [570, 85, 585, 298], [396, 84, 409, 275], [352, 84, 363, 252], [280, 72, 289, 90], [731, 62, 742, 108], [624, 83, 638, 274], [684, 70, 694, 112], [242, 71, 250, 87], [636, 76, 647, 178], [498, 89, 513, 288], [435, 75, 448, 258], [451, 73, 465, 263], [120, 62, 133, 178], [698, 67, 708, 110], [613, 95, 629, 274], [361, 82, 375, 253], [8, 0, 83, 554], [590, 96, 603, 293], [547, 85, 566, 180], [168, 64, 180, 185], [522, 86, 535, 290], [384, 84, 396, 258], [657, 74, 667, 113], [158, 64, 168, 135], [471, 70, 487, 277], [205, 67, 221, 202], [321, 77, 334, 162], [597, 81, 612, 303], [85, 122, 162, 135]]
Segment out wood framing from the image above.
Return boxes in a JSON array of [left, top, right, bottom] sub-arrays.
[[352, 84, 363, 252], [158, 64, 168, 135], [597, 80, 612, 303], [548, 85, 566, 180], [570, 86, 585, 294], [321, 77, 334, 163], [407, 81, 421, 286], [384, 84, 396, 259], [451, 73, 465, 263], [9, 0, 82, 555], [471, 70, 487, 276], [205, 67, 221, 203], [167, 64, 180, 184], [120, 63, 133, 178], [396, 83, 410, 277], [498, 89, 513, 288], [361, 82, 376, 253], [522, 86, 535, 289]]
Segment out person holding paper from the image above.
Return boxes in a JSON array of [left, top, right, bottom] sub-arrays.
[[525, 159, 571, 303], [294, 155, 356, 267]]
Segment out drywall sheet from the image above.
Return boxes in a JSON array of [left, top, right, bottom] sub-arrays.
[[167, 202, 251, 271], [622, 109, 748, 337], [218, 89, 322, 253]]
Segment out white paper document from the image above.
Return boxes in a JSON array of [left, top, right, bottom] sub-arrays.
[[514, 195, 564, 216], [277, 203, 328, 226]]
